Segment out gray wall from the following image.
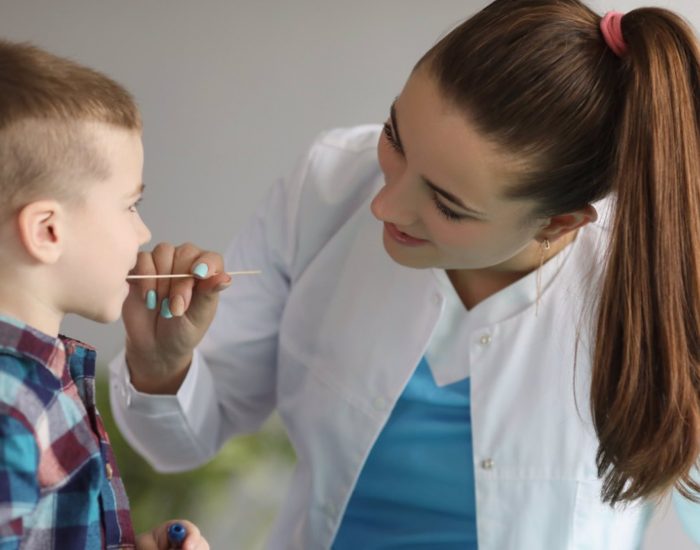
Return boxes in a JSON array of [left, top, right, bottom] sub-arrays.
[[1, 1, 697, 547]]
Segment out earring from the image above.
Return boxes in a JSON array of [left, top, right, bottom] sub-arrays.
[[535, 238, 551, 317]]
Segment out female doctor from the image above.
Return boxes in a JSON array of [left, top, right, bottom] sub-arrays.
[[111, 0, 700, 548]]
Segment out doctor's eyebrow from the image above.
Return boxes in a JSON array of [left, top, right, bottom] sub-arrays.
[[389, 101, 488, 219], [424, 181, 486, 218]]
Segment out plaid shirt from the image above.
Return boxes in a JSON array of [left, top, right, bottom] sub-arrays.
[[0, 316, 135, 549]]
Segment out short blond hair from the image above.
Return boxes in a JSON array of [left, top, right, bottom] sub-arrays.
[[0, 40, 142, 217]]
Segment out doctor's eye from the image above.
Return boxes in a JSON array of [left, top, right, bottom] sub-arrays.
[[383, 122, 403, 155], [432, 193, 473, 222]]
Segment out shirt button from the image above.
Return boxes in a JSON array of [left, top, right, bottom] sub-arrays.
[[432, 293, 442, 306], [373, 397, 388, 411], [105, 463, 114, 481], [479, 334, 492, 345], [481, 458, 495, 470]]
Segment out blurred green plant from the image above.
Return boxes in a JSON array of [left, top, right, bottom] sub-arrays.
[[95, 375, 295, 536]]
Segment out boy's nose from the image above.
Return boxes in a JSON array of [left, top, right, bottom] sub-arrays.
[[139, 219, 152, 245]]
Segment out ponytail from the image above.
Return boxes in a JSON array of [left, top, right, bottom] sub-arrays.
[[592, 8, 700, 504], [422, 0, 700, 504]]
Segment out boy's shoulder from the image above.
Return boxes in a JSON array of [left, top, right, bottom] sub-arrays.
[[0, 349, 105, 489], [0, 352, 59, 432]]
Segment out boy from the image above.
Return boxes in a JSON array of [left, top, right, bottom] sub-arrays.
[[0, 40, 208, 549]]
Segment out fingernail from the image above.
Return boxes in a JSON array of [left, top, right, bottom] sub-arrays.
[[192, 262, 209, 278], [146, 290, 157, 310], [160, 298, 173, 319], [170, 295, 185, 317]]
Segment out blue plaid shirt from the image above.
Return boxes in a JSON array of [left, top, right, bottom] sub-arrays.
[[0, 316, 135, 549]]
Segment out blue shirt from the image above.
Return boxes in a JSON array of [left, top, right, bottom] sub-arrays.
[[333, 357, 477, 549]]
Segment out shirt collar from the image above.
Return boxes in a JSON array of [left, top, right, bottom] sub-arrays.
[[0, 314, 96, 382], [430, 230, 579, 328]]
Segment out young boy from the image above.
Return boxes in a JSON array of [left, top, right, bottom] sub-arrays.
[[0, 40, 208, 549]]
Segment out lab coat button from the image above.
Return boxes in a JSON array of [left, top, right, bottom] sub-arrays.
[[480, 334, 492, 345], [373, 397, 388, 411], [481, 458, 495, 470]]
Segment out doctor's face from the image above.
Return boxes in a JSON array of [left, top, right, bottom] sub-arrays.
[[371, 67, 543, 272]]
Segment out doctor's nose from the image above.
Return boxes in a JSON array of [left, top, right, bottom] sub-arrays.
[[370, 177, 421, 227]]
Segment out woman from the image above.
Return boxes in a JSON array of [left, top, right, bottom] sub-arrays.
[[111, 0, 700, 547]]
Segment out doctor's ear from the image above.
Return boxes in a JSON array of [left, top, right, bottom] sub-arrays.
[[16, 200, 67, 264], [535, 203, 598, 243]]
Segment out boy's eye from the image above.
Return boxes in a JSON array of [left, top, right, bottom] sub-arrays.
[[129, 198, 143, 212], [383, 122, 403, 154]]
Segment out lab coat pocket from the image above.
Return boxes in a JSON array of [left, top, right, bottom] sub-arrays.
[[572, 479, 651, 549]]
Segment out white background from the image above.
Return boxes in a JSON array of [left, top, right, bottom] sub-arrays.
[[1, 1, 697, 547]]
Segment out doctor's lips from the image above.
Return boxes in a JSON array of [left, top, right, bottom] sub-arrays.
[[384, 222, 430, 246]]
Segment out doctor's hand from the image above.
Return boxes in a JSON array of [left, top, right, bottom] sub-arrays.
[[123, 242, 231, 394]]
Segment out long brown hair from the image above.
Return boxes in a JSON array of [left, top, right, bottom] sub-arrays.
[[421, 0, 700, 505]]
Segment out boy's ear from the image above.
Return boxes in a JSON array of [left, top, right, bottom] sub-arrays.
[[536, 204, 598, 243], [16, 200, 66, 264]]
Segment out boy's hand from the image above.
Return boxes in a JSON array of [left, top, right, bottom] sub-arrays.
[[136, 518, 209, 550], [123, 242, 231, 394]]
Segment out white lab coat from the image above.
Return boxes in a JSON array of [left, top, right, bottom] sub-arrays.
[[110, 125, 698, 549]]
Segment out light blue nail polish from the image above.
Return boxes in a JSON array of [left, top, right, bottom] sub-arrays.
[[160, 298, 173, 319], [193, 262, 209, 278], [146, 290, 157, 310]]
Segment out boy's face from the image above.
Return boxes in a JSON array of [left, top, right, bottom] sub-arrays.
[[57, 123, 151, 323]]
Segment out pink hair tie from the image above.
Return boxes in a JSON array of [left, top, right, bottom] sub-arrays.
[[600, 11, 628, 57]]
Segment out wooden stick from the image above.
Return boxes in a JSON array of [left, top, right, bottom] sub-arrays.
[[126, 270, 261, 280]]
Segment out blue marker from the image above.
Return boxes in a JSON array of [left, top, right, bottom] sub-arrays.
[[167, 522, 187, 548]]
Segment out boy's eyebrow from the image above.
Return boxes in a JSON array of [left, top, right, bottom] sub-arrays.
[[390, 100, 487, 219], [127, 182, 145, 197]]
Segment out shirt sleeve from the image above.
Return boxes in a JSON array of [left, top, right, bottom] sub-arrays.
[[0, 413, 39, 549], [672, 468, 700, 544]]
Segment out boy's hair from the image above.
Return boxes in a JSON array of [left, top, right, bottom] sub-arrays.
[[0, 40, 142, 217]]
